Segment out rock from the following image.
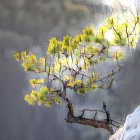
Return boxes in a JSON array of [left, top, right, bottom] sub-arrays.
[[109, 105, 140, 140]]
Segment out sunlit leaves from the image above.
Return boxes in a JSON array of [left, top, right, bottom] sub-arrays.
[[132, 16, 140, 25], [63, 75, 69, 81], [38, 100, 43, 106], [61, 57, 69, 66], [113, 50, 125, 62], [14, 52, 20, 61], [82, 63, 87, 70], [67, 79, 82, 88], [14, 15, 140, 108], [114, 37, 127, 46], [105, 17, 117, 29], [14, 51, 42, 72], [21, 52, 38, 72], [24, 87, 61, 107], [63, 35, 71, 46], [38, 87, 49, 96], [74, 49, 80, 57], [83, 26, 95, 36], [21, 50, 27, 60], [44, 100, 52, 107], [86, 45, 100, 55], [77, 88, 88, 95], [67, 82, 75, 87], [24, 94, 35, 105], [91, 36, 103, 44], [82, 34, 91, 42], [84, 79, 90, 86], [74, 80, 82, 85], [39, 57, 45, 66], [35, 79, 44, 85], [129, 36, 139, 48], [96, 72, 100, 81], [54, 96, 61, 105], [70, 34, 82, 49], [98, 26, 108, 37], [29, 78, 44, 87], [101, 56, 107, 62], [24, 90, 38, 105], [54, 60, 61, 73], [73, 59, 78, 65], [82, 27, 95, 43], [75, 34, 83, 43], [91, 84, 98, 90], [47, 38, 62, 56], [77, 88, 85, 94]]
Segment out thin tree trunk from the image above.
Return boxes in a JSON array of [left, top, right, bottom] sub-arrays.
[[66, 114, 115, 135], [60, 85, 115, 135]]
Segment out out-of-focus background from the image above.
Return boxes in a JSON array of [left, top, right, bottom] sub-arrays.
[[0, 0, 140, 140]]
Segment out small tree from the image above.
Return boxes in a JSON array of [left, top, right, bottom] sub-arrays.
[[14, 15, 140, 135]]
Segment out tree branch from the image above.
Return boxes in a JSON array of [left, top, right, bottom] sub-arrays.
[[66, 113, 115, 135], [59, 85, 116, 135]]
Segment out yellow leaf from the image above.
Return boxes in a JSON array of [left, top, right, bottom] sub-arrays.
[[82, 64, 87, 70], [29, 79, 37, 87], [37, 79, 44, 84], [63, 75, 69, 80], [29, 79, 44, 87], [38, 100, 43, 106], [74, 80, 82, 85], [91, 84, 98, 89], [39, 57, 45, 66], [21, 50, 26, 60], [14, 52, 20, 61], [44, 101, 52, 107]]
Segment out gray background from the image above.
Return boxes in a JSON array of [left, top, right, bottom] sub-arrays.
[[0, 0, 140, 140]]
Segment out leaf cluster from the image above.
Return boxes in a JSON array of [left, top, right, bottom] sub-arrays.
[[14, 16, 140, 107]]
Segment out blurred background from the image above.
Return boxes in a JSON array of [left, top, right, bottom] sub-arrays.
[[0, 0, 140, 140]]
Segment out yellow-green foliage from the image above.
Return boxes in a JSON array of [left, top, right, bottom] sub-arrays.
[[24, 87, 61, 106], [14, 16, 140, 107], [29, 79, 44, 87]]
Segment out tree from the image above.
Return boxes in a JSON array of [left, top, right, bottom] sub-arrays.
[[14, 15, 140, 135]]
